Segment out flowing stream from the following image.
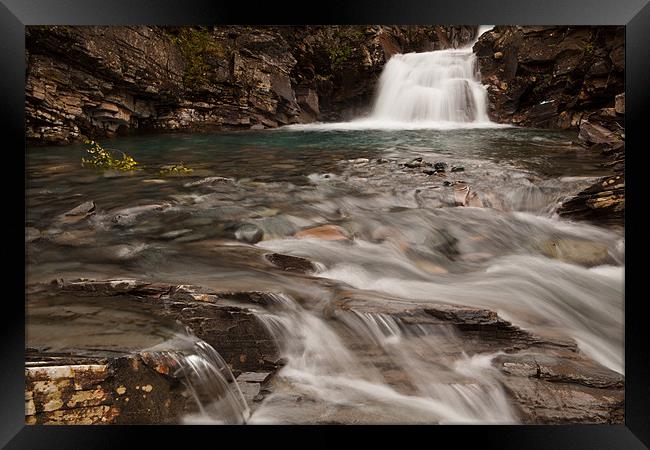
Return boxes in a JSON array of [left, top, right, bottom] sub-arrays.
[[26, 32, 623, 423]]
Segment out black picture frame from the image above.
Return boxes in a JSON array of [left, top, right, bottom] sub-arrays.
[[3, 0, 649, 447]]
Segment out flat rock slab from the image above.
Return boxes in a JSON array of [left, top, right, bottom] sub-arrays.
[[35, 279, 283, 372]]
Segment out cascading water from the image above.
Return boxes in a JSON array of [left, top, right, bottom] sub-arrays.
[[370, 49, 490, 124], [285, 25, 498, 130], [249, 292, 516, 424], [144, 331, 251, 424], [27, 26, 624, 425]]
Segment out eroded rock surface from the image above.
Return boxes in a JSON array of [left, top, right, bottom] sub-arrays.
[[474, 26, 624, 129], [558, 174, 624, 225], [25, 351, 193, 424]]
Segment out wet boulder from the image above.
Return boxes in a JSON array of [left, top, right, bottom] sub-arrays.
[[403, 157, 424, 168], [494, 352, 624, 424], [55, 201, 96, 225], [110, 203, 172, 227], [265, 253, 317, 274], [234, 223, 264, 244]]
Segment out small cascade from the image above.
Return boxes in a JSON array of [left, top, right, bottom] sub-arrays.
[[250, 292, 516, 424], [337, 310, 517, 424], [143, 331, 250, 424]]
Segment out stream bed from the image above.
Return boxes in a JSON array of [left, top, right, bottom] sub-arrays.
[[26, 126, 624, 424]]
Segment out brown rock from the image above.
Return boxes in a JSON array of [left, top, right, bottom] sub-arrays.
[[265, 253, 317, 273], [558, 174, 624, 225], [614, 93, 625, 115], [294, 224, 349, 241], [578, 120, 622, 146]]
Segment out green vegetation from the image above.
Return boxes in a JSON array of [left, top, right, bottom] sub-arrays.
[[329, 46, 353, 70], [327, 27, 366, 70], [168, 27, 227, 87], [81, 140, 139, 171], [81, 140, 195, 176], [159, 162, 193, 175]]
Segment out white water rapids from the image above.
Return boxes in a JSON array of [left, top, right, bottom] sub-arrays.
[[26, 26, 623, 425]]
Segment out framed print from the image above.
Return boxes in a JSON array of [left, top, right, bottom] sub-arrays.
[[3, 0, 649, 447]]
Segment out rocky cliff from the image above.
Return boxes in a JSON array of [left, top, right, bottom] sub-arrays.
[[25, 25, 476, 144], [474, 26, 624, 130], [473, 26, 625, 225]]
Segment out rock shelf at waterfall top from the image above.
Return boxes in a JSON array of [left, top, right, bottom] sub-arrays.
[[26, 25, 625, 425]]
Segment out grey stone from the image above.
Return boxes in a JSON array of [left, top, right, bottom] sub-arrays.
[[235, 224, 264, 244]]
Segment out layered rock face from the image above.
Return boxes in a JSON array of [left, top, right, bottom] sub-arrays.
[[27, 278, 623, 424], [474, 26, 625, 226], [474, 26, 624, 129], [26, 25, 476, 144]]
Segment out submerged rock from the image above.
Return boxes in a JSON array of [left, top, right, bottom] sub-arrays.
[[183, 176, 234, 188], [234, 223, 264, 244], [46, 229, 96, 247], [428, 229, 459, 259], [159, 229, 193, 240], [539, 239, 611, 267], [294, 224, 349, 241]]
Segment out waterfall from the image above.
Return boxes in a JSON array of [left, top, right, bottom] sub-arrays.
[[369, 48, 490, 124], [284, 26, 500, 131], [368, 25, 495, 125]]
